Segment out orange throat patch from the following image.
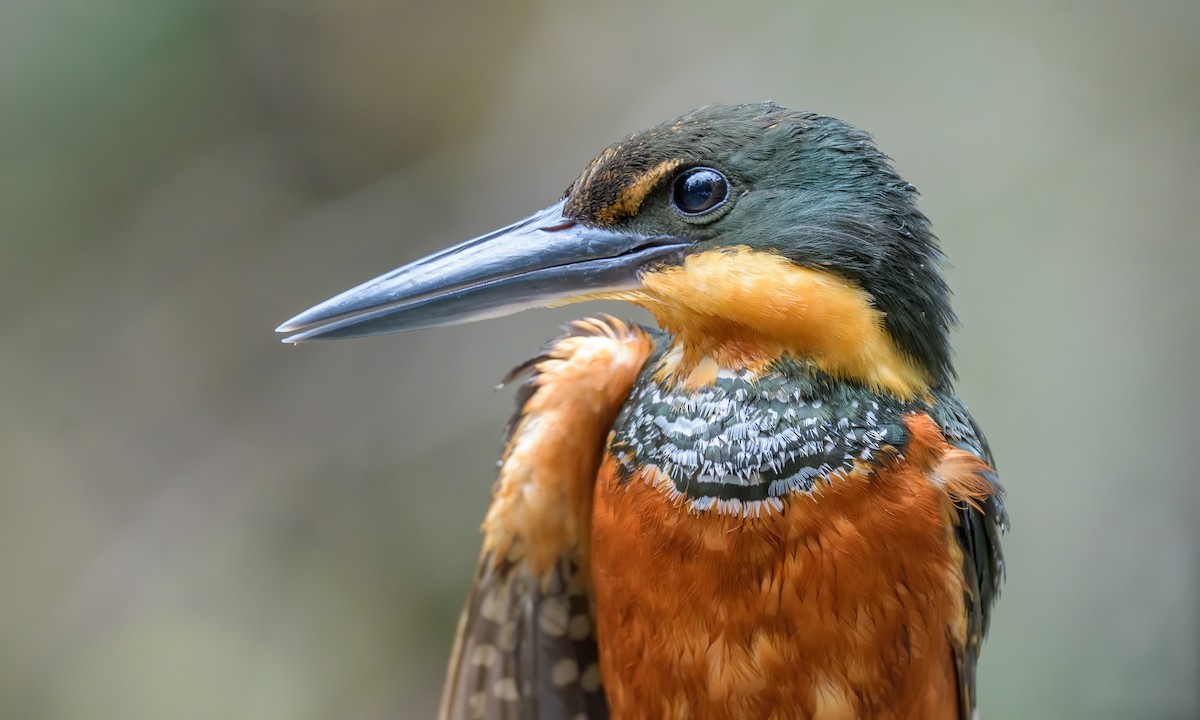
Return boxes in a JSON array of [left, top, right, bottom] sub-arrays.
[[615, 247, 931, 397]]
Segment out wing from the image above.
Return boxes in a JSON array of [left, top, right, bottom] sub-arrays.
[[439, 317, 655, 720], [928, 396, 1008, 719]]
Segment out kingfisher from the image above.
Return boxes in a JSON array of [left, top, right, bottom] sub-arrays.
[[277, 103, 1006, 720]]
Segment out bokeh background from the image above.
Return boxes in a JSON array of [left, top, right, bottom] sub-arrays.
[[3, 1, 1197, 718]]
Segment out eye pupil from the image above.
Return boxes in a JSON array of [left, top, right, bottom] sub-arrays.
[[672, 167, 729, 216]]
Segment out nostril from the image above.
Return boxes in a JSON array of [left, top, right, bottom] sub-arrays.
[[539, 219, 578, 232]]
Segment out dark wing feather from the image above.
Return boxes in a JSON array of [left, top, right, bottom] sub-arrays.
[[441, 320, 651, 720], [439, 554, 607, 720], [930, 394, 1008, 718]]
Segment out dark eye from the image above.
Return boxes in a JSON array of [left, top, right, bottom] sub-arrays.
[[671, 167, 730, 216]]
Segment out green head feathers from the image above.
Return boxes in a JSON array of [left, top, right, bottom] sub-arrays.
[[563, 103, 956, 387]]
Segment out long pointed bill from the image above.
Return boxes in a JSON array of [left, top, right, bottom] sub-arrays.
[[276, 200, 688, 343]]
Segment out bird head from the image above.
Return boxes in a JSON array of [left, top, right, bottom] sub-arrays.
[[278, 103, 955, 398]]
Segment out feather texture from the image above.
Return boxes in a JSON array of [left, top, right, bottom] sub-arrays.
[[439, 317, 655, 720], [439, 554, 607, 720]]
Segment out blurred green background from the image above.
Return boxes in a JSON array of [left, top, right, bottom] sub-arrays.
[[3, 1, 1197, 718]]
